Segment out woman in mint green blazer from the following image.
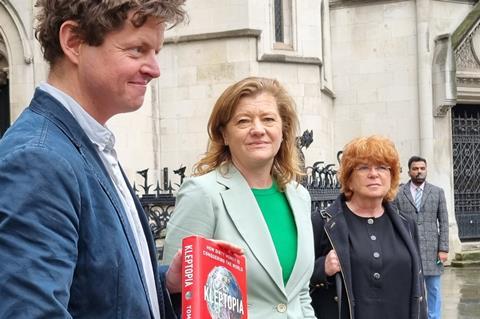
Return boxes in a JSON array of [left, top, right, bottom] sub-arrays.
[[162, 77, 316, 319]]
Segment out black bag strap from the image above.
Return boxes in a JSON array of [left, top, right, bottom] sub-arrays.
[[318, 208, 342, 319]]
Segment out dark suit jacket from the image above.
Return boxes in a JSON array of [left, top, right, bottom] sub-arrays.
[[0, 89, 177, 318], [394, 181, 449, 276], [310, 195, 427, 319]]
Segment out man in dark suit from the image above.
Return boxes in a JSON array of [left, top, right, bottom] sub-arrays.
[[0, 1, 189, 318], [394, 156, 449, 319]]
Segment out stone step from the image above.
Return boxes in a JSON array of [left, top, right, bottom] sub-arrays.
[[452, 250, 480, 268], [450, 259, 480, 268], [454, 250, 480, 261]]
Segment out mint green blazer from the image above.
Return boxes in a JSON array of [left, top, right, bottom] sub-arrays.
[[162, 165, 316, 319]]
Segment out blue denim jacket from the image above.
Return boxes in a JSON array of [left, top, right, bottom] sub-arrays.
[[0, 89, 176, 318]]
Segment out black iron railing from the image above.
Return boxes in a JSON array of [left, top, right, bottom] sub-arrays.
[[134, 166, 185, 259], [304, 151, 342, 213]]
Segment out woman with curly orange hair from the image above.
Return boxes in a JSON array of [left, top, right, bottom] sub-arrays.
[[310, 135, 427, 319]]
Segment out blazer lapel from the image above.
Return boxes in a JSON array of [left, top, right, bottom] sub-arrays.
[[403, 181, 416, 209], [284, 183, 310, 294], [79, 138, 152, 313], [421, 182, 432, 210], [83, 151, 147, 276], [86, 162, 154, 317], [218, 166, 285, 294]]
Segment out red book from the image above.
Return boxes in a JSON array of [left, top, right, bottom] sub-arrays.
[[181, 235, 248, 319]]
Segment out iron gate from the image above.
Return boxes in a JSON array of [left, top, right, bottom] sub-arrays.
[[452, 104, 480, 241]]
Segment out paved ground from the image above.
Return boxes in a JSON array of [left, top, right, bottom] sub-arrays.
[[442, 267, 480, 319]]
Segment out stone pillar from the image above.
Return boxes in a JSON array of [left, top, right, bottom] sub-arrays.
[[416, 0, 434, 161]]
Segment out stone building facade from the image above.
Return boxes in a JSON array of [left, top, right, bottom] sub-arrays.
[[2, 0, 480, 252]]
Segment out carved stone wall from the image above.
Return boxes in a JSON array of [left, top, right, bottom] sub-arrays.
[[456, 23, 480, 71], [455, 19, 480, 103]]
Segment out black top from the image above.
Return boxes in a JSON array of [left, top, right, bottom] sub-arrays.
[[344, 202, 412, 319]]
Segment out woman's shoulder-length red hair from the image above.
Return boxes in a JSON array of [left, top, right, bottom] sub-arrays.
[[338, 135, 401, 202]]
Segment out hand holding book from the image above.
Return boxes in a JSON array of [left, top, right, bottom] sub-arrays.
[[166, 239, 244, 293], [180, 235, 248, 319]]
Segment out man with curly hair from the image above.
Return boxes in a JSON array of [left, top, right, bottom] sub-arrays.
[[0, 1, 190, 318]]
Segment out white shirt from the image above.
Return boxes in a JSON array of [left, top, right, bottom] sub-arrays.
[[410, 181, 425, 200], [39, 83, 161, 319]]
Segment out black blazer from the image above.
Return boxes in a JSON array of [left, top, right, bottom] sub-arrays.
[[310, 195, 427, 319]]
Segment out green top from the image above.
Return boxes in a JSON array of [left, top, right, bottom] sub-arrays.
[[252, 182, 298, 285]]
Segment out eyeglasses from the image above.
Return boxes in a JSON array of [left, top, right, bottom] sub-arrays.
[[354, 165, 391, 175]]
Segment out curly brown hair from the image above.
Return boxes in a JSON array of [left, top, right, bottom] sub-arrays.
[[194, 76, 303, 191], [35, 0, 187, 66], [338, 135, 401, 202]]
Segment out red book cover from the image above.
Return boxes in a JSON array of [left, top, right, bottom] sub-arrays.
[[181, 235, 248, 319]]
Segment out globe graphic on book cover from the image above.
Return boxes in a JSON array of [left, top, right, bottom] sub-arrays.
[[204, 266, 244, 319]]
